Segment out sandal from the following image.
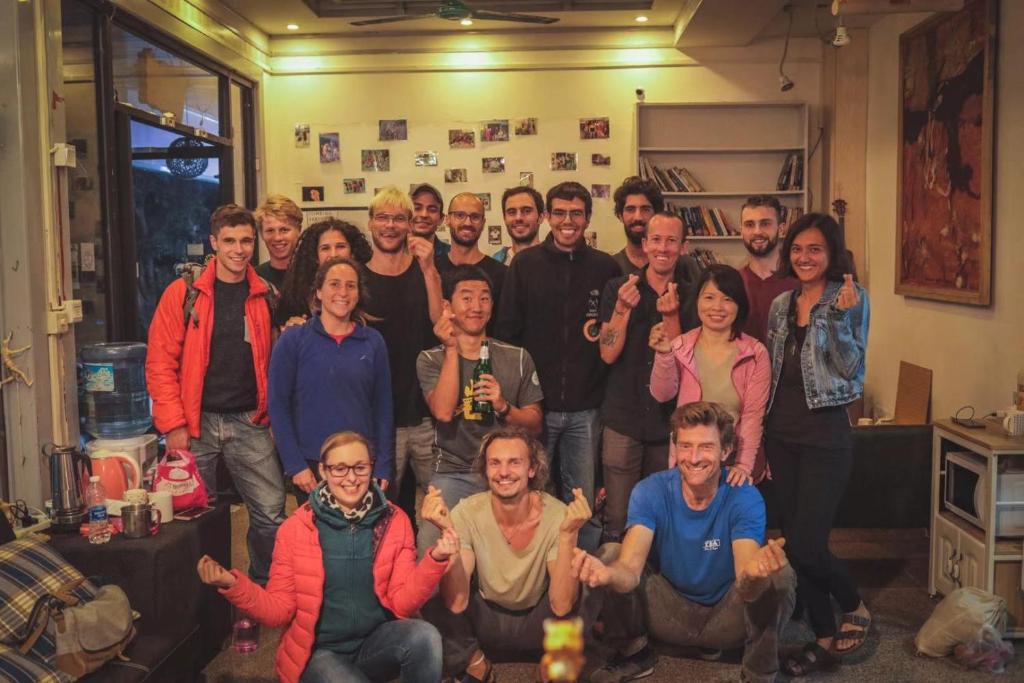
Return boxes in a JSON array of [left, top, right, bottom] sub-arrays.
[[781, 642, 840, 677], [833, 611, 871, 655]]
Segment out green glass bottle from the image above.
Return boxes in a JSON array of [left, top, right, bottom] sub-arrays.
[[472, 341, 493, 415]]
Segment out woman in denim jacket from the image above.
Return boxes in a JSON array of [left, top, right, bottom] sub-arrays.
[[763, 213, 870, 676]]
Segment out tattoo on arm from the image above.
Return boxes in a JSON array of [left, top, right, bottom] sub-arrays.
[[600, 329, 620, 347]]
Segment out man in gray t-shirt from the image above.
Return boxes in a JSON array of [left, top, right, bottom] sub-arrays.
[[415, 264, 544, 554]]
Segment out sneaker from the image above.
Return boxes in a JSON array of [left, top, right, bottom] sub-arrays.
[[590, 645, 655, 683], [697, 647, 722, 661]]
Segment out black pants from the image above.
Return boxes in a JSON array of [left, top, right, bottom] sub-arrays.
[[765, 437, 861, 638]]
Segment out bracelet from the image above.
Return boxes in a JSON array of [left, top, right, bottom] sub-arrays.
[[495, 401, 511, 420]]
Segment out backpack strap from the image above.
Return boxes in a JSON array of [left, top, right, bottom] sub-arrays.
[[181, 270, 201, 329]]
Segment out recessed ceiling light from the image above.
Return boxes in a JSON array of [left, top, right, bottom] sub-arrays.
[[286, 24, 299, 31], [635, 15, 649, 23], [460, 18, 473, 26]]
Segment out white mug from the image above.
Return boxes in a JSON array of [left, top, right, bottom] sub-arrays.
[[150, 490, 174, 524], [1003, 410, 1024, 437]]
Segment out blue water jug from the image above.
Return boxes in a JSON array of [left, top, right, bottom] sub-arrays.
[[79, 342, 152, 438]]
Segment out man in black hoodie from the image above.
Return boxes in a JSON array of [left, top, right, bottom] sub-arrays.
[[497, 181, 620, 515]]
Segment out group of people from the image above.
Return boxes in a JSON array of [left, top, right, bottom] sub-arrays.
[[145, 176, 871, 682]]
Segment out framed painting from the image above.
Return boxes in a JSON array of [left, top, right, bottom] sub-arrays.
[[896, 0, 996, 305]]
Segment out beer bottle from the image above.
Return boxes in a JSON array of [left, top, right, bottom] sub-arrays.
[[472, 341, 493, 415]]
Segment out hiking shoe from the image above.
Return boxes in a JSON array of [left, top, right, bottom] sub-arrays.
[[590, 645, 655, 682], [698, 647, 722, 661]]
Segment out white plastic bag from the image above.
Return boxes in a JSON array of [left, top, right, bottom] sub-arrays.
[[916, 587, 1007, 657]]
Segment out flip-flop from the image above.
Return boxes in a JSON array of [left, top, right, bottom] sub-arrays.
[[781, 641, 841, 677], [833, 611, 871, 655]]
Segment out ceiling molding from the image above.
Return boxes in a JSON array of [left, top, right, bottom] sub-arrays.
[[674, 0, 787, 47]]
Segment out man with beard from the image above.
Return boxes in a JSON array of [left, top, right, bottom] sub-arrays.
[[410, 183, 451, 259], [611, 176, 700, 283], [494, 187, 545, 265], [435, 193, 507, 325], [254, 194, 302, 291], [363, 186, 444, 501], [597, 212, 699, 542], [737, 196, 797, 345]]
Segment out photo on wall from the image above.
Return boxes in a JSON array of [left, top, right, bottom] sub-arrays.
[[488, 225, 503, 246], [480, 120, 510, 142], [551, 152, 578, 171], [361, 149, 390, 172], [519, 171, 534, 188], [579, 117, 610, 140], [475, 193, 492, 211], [515, 118, 537, 136], [482, 157, 505, 174], [591, 184, 611, 199], [449, 129, 475, 149], [344, 178, 366, 194], [415, 151, 439, 167], [379, 119, 408, 141], [591, 153, 611, 166], [294, 124, 310, 148], [445, 168, 468, 183], [319, 133, 340, 163], [302, 186, 325, 202]]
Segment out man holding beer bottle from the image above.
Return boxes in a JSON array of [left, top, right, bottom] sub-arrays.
[[415, 265, 544, 554]]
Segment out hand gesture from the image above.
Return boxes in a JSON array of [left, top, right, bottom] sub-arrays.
[[430, 527, 461, 562], [421, 484, 453, 530], [433, 302, 458, 348], [284, 315, 308, 329], [473, 373, 507, 414], [648, 322, 672, 355], [197, 554, 236, 588], [743, 538, 788, 579], [616, 274, 641, 313], [560, 488, 591, 534], [835, 274, 859, 311], [725, 465, 752, 488], [292, 469, 317, 493], [571, 548, 611, 588], [656, 282, 680, 317], [407, 235, 436, 271]]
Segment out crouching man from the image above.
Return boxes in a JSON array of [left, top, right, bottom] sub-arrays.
[[574, 402, 796, 683], [422, 426, 601, 681]]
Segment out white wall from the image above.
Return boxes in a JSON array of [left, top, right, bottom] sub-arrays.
[[260, 57, 822, 256], [863, 2, 1024, 420]]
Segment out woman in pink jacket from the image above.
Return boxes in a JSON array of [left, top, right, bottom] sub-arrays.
[[649, 264, 771, 485], [197, 431, 460, 683]]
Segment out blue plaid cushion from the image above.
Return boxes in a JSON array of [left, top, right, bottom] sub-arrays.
[[0, 644, 66, 683]]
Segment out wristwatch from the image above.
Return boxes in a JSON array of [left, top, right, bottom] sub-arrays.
[[494, 401, 512, 421]]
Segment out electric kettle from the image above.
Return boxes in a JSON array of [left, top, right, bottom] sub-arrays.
[[88, 450, 141, 501], [43, 444, 92, 532]]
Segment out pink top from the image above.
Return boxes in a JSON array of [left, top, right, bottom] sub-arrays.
[[650, 327, 771, 480]]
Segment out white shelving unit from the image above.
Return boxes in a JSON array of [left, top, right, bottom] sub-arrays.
[[929, 419, 1024, 637], [636, 102, 809, 267]]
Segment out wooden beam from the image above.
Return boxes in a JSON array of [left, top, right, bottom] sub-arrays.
[[675, 0, 786, 48], [833, 0, 963, 15]]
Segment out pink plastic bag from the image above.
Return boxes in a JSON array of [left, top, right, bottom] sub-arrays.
[[151, 449, 209, 510]]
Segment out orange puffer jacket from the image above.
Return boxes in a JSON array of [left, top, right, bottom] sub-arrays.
[[145, 263, 272, 437], [219, 502, 447, 683]]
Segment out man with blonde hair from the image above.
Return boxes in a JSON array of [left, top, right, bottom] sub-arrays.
[[362, 186, 445, 499], [254, 194, 302, 290]]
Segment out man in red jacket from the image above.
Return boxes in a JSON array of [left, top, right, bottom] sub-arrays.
[[146, 204, 285, 585]]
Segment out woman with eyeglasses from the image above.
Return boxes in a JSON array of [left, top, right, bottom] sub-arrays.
[[198, 431, 459, 683], [268, 257, 394, 501]]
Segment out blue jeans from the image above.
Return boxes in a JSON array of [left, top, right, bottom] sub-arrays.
[[544, 409, 600, 506], [299, 619, 442, 683], [416, 470, 487, 558], [191, 411, 286, 585]]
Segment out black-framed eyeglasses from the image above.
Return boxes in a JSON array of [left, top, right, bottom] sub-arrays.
[[549, 209, 586, 223], [323, 462, 374, 478], [449, 210, 484, 224]]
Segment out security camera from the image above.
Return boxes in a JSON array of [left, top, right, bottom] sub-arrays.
[[832, 25, 851, 47], [635, 88, 646, 102]]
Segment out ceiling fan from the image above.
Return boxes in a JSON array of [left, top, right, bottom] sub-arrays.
[[350, 0, 560, 27]]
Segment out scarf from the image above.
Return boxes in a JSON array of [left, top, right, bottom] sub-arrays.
[[315, 481, 377, 523]]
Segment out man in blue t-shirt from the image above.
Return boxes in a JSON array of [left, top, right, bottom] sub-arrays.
[[572, 402, 796, 683]]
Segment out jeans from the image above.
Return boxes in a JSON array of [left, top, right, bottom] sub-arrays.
[[191, 411, 286, 585], [601, 427, 669, 541], [416, 470, 487, 558], [600, 543, 796, 683], [299, 619, 442, 683], [544, 409, 601, 506], [391, 418, 436, 507]]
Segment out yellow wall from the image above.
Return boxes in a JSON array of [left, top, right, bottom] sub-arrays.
[[864, 2, 1024, 419]]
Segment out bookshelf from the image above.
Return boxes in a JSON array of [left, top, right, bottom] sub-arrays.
[[637, 102, 809, 267]]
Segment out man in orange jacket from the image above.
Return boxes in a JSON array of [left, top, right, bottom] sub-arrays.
[[146, 204, 285, 585]]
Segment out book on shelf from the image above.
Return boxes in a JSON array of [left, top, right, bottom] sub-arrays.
[[776, 152, 804, 191], [690, 248, 719, 270], [780, 205, 804, 228], [639, 157, 704, 193], [667, 202, 737, 237]]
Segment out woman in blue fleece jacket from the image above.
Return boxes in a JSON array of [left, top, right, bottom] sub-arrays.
[[269, 256, 395, 499]]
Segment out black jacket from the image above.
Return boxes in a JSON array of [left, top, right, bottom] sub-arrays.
[[496, 234, 621, 412]]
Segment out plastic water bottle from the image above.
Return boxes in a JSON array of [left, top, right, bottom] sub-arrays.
[[232, 612, 260, 653], [85, 475, 111, 544]]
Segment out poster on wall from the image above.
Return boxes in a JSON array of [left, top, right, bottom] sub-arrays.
[[592, 153, 611, 166], [475, 193, 492, 211], [482, 157, 505, 174], [449, 129, 475, 148], [302, 186, 325, 202], [519, 172, 534, 188], [379, 119, 408, 141], [591, 184, 611, 199], [294, 124, 310, 148], [480, 120, 510, 142], [579, 117, 610, 140], [361, 149, 390, 172], [415, 151, 439, 167], [344, 178, 366, 194], [445, 168, 468, 183], [896, 0, 995, 306], [487, 225, 503, 245], [551, 153, 577, 171], [515, 118, 537, 136], [319, 133, 340, 163]]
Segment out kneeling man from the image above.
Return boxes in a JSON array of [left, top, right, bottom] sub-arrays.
[[423, 426, 597, 681], [574, 402, 796, 683]]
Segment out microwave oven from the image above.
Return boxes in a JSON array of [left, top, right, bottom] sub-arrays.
[[945, 451, 1024, 536]]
